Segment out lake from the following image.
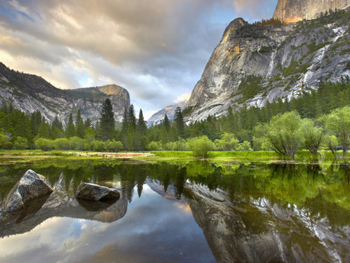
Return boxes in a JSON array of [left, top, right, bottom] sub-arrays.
[[0, 160, 350, 262]]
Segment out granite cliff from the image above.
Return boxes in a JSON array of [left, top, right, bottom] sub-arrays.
[[0, 62, 130, 124], [273, 0, 350, 23], [184, 10, 350, 123]]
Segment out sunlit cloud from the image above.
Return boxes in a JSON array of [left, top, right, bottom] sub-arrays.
[[174, 93, 191, 104]]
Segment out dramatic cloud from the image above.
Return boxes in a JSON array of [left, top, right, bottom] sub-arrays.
[[0, 0, 277, 118]]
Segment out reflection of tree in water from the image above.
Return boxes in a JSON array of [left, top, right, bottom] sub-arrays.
[[3, 160, 350, 224]]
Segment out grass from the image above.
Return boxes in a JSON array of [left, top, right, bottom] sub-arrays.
[[0, 149, 345, 165]]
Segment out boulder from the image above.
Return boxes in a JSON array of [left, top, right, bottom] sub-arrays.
[[4, 169, 53, 212], [75, 183, 120, 201]]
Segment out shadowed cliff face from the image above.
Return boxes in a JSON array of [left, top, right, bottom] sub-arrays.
[[273, 0, 350, 23]]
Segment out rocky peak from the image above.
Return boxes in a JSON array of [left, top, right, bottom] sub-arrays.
[[97, 84, 125, 96], [222, 18, 249, 40], [273, 0, 350, 23], [0, 62, 130, 124], [184, 10, 350, 123]]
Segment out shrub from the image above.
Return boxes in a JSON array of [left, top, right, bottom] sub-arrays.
[[187, 136, 215, 158], [35, 138, 53, 151], [14, 136, 28, 150], [68, 136, 83, 150], [53, 138, 69, 150], [106, 140, 124, 152], [148, 141, 163, 151]]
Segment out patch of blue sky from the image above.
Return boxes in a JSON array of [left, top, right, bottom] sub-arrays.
[[0, 5, 35, 22], [210, 8, 235, 25]]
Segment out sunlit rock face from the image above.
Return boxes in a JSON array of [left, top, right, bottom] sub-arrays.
[[185, 13, 350, 123], [273, 0, 350, 23], [0, 63, 130, 124]]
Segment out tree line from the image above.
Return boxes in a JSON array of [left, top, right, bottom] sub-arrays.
[[1, 78, 350, 155]]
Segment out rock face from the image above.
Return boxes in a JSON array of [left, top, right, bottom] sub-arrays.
[[76, 183, 120, 201], [185, 13, 350, 123], [0, 62, 130, 124], [4, 169, 53, 212], [273, 0, 350, 23], [147, 101, 186, 126]]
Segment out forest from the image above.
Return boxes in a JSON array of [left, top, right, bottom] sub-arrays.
[[1, 78, 350, 159]]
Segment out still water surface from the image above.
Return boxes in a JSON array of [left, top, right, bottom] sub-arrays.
[[0, 160, 350, 262]]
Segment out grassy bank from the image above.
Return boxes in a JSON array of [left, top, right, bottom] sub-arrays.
[[0, 149, 344, 165]]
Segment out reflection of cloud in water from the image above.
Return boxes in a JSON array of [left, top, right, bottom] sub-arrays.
[[0, 184, 214, 263]]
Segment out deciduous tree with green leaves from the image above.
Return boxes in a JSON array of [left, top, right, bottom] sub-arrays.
[[321, 106, 350, 159], [266, 111, 303, 159]]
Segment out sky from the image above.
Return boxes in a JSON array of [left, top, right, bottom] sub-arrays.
[[0, 0, 277, 119]]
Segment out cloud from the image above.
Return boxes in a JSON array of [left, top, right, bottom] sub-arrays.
[[0, 0, 277, 117]]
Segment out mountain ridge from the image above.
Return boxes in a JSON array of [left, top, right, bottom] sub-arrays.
[[182, 9, 350, 123], [0, 63, 130, 124]]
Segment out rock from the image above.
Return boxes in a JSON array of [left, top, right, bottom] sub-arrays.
[[4, 169, 53, 212], [273, 0, 350, 23], [76, 183, 120, 201], [0, 62, 130, 125], [184, 12, 350, 123], [147, 101, 186, 127]]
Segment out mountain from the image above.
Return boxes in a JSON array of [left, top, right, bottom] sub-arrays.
[[0, 62, 130, 124], [147, 101, 186, 126], [184, 9, 350, 123], [273, 0, 350, 23]]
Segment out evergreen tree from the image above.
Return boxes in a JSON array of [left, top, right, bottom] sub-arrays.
[[121, 107, 129, 147], [84, 118, 92, 129], [137, 109, 147, 137], [99, 99, 115, 141], [128, 104, 137, 131], [163, 114, 170, 132], [174, 107, 185, 138], [75, 110, 85, 138], [65, 113, 75, 138]]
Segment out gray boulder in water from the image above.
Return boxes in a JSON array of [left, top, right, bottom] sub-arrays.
[[4, 169, 53, 212], [75, 183, 120, 201]]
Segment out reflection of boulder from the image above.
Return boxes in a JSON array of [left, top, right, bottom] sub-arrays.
[[4, 170, 53, 212], [0, 176, 128, 238], [76, 183, 120, 201], [77, 198, 117, 211], [15, 193, 51, 223]]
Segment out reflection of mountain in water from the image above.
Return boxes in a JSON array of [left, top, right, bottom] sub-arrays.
[[0, 175, 128, 238], [185, 183, 350, 263], [146, 179, 186, 203]]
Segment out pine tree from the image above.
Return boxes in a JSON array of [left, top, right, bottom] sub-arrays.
[[84, 118, 92, 129], [174, 107, 185, 138], [65, 113, 75, 138], [128, 104, 136, 131], [137, 109, 147, 137], [75, 110, 85, 138], [99, 99, 115, 141], [163, 114, 170, 132], [121, 107, 129, 147]]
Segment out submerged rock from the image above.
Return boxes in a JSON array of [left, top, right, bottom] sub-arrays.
[[4, 169, 53, 212], [76, 183, 120, 201]]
